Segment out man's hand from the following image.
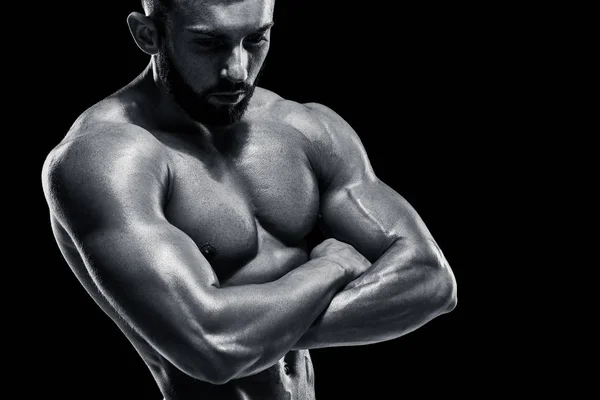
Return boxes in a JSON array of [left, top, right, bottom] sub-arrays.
[[310, 238, 371, 281]]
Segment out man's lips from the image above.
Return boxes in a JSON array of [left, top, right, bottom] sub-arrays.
[[209, 91, 246, 104]]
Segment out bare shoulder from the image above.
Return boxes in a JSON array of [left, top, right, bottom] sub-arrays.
[[41, 108, 171, 225], [255, 88, 370, 184], [256, 87, 358, 147]]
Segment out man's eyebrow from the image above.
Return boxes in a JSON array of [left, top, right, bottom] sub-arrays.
[[186, 21, 275, 36], [256, 21, 275, 32]]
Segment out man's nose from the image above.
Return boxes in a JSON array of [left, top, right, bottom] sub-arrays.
[[221, 45, 248, 83]]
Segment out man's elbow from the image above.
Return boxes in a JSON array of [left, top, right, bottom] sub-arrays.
[[167, 338, 257, 385], [430, 255, 458, 315], [439, 268, 458, 314], [195, 348, 265, 385], [173, 354, 245, 385], [168, 352, 232, 385], [416, 243, 457, 315]]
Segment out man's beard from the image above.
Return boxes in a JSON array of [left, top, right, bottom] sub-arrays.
[[156, 49, 265, 127]]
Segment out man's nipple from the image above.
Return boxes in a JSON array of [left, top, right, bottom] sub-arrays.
[[200, 242, 218, 259]]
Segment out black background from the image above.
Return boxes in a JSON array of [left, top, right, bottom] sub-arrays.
[[23, 0, 539, 398]]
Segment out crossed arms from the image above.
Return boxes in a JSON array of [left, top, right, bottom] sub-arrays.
[[41, 105, 456, 385]]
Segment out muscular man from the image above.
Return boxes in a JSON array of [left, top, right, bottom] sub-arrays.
[[42, 0, 457, 398]]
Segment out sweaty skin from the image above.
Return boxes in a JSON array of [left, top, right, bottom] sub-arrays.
[[42, 75, 455, 400], [42, 2, 457, 399]]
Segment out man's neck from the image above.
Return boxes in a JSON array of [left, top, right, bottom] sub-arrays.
[[129, 63, 250, 147], [138, 64, 209, 132]]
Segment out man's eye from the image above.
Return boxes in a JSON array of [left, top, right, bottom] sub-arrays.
[[244, 35, 268, 46], [195, 38, 224, 48]]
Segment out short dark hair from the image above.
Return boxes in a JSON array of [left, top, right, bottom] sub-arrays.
[[141, 0, 174, 13], [141, 0, 175, 36]]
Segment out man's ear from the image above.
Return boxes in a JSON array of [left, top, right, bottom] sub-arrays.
[[127, 12, 160, 55]]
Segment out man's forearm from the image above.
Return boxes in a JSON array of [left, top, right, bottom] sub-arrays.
[[292, 239, 457, 350], [208, 258, 349, 380]]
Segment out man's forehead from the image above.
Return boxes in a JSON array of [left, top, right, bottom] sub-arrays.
[[172, 0, 275, 28]]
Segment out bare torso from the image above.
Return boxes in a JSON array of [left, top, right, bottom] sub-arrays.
[[50, 85, 325, 399]]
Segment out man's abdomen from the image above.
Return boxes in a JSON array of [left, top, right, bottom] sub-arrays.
[[157, 350, 315, 400], [232, 350, 315, 400]]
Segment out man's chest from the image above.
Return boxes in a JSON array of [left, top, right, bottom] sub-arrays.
[[159, 123, 321, 271]]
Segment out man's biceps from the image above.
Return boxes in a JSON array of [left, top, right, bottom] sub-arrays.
[[320, 200, 392, 259], [82, 224, 219, 289], [322, 181, 430, 253], [368, 189, 435, 245], [78, 231, 218, 371]]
